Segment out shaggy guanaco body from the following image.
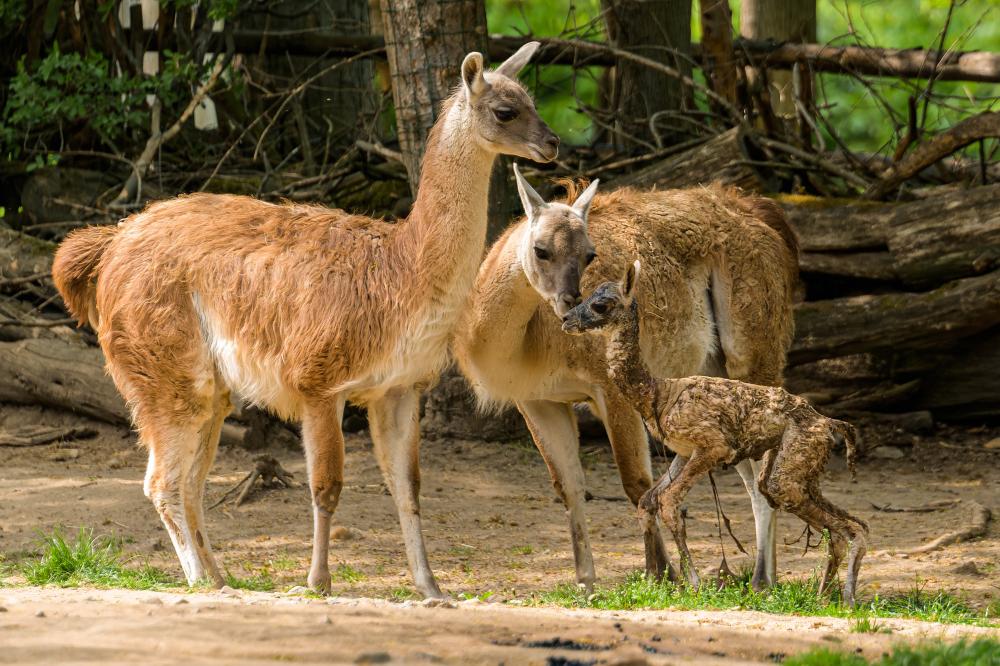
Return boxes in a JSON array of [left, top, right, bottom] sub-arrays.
[[52, 43, 558, 598], [562, 261, 869, 606], [454, 174, 798, 590]]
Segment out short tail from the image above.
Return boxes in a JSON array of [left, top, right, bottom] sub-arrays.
[[832, 419, 859, 481], [52, 224, 120, 327]]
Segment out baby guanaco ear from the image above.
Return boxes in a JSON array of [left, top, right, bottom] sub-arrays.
[[622, 260, 641, 302], [461, 52, 490, 101], [513, 163, 546, 221], [571, 178, 600, 222], [494, 41, 540, 79]]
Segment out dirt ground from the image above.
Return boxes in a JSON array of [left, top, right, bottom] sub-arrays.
[[1, 404, 998, 664]]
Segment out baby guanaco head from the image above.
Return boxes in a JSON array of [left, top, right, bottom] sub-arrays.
[[561, 260, 641, 335]]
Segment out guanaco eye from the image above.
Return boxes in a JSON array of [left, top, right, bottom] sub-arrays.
[[533, 246, 551, 261], [585, 251, 597, 266], [493, 106, 518, 122], [591, 301, 610, 315]]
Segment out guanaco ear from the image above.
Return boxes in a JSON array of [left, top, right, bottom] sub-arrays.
[[461, 52, 490, 101], [622, 260, 641, 303], [494, 41, 541, 79], [571, 178, 600, 222], [513, 163, 546, 221]]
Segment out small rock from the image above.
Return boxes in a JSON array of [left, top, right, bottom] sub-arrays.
[[35, 610, 46, 618], [219, 585, 240, 597], [46, 448, 80, 462], [286, 586, 309, 595], [399, 600, 415, 609], [330, 526, 360, 541], [983, 438, 1000, 450], [354, 652, 391, 665], [869, 446, 905, 460], [323, 615, 332, 625], [173, 598, 189, 605], [421, 598, 455, 609], [952, 561, 982, 576], [0, 606, 7, 613], [143, 597, 163, 605]]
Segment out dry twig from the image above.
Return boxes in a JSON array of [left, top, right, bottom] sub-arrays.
[[905, 501, 991, 554]]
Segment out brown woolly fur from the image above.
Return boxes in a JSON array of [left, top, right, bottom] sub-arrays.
[[50, 42, 558, 599], [454, 181, 799, 590], [52, 224, 120, 327]]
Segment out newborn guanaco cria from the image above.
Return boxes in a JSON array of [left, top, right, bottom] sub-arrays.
[[561, 260, 869, 606]]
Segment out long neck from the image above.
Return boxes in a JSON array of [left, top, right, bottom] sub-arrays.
[[402, 97, 496, 287], [462, 224, 547, 364], [605, 304, 660, 418]]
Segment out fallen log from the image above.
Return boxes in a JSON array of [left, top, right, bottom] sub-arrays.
[[911, 329, 1000, 420], [784, 184, 1000, 286], [0, 425, 98, 447], [0, 226, 56, 287], [614, 127, 766, 191], [790, 269, 1000, 364], [0, 337, 245, 446]]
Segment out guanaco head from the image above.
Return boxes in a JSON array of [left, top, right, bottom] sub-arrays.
[[513, 163, 599, 317], [561, 260, 641, 335], [460, 42, 560, 162]]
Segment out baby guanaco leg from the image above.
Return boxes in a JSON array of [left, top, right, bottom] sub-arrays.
[[763, 427, 867, 606], [643, 439, 730, 588]]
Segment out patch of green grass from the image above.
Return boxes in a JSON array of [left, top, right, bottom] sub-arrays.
[[458, 590, 495, 602], [532, 571, 997, 626], [332, 563, 365, 584], [0, 552, 15, 586], [510, 545, 534, 556], [223, 567, 275, 592], [849, 615, 890, 634], [786, 639, 1000, 665], [389, 585, 417, 602], [268, 552, 298, 572], [22, 528, 174, 590]]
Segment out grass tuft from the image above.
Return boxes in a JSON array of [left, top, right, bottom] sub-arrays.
[[532, 571, 997, 626], [332, 563, 365, 584], [389, 585, 417, 602], [849, 615, 890, 634], [22, 527, 174, 590], [786, 639, 1000, 665], [223, 568, 275, 592]]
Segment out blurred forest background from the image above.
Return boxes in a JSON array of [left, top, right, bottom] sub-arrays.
[[1, 0, 999, 446]]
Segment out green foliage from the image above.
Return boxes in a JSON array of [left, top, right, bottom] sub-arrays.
[[533, 571, 997, 626], [0, 0, 25, 24], [332, 563, 366, 584], [224, 567, 276, 592], [21, 527, 174, 590], [786, 639, 1000, 666], [2, 45, 149, 158], [487, 0, 604, 143], [815, 0, 1000, 152]]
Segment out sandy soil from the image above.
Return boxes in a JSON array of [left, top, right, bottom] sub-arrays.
[[1, 404, 998, 663]]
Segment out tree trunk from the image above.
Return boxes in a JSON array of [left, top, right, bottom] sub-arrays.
[[601, 0, 693, 150], [379, 0, 488, 193], [699, 0, 739, 109], [740, 0, 815, 118]]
